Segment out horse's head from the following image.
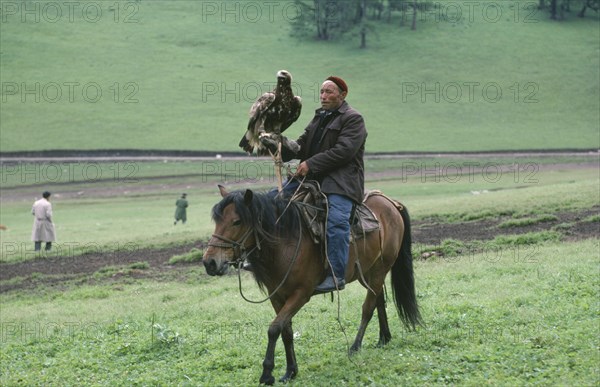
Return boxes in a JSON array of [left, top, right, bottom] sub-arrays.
[[203, 185, 256, 276]]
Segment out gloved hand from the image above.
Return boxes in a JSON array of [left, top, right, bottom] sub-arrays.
[[260, 134, 301, 156], [259, 134, 279, 154]]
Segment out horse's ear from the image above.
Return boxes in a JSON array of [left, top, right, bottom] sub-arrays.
[[218, 185, 228, 197], [244, 189, 253, 207]]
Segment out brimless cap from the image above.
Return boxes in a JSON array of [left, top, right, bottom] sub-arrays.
[[326, 76, 348, 94]]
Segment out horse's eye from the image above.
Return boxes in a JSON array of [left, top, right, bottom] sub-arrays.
[[233, 219, 242, 226]]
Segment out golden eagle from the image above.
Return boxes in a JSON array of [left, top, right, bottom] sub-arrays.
[[239, 70, 302, 155]]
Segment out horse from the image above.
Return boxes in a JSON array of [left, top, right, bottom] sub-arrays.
[[202, 185, 422, 385]]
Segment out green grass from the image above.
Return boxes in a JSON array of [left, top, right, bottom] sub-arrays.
[[416, 230, 564, 257], [498, 214, 559, 228], [1, 158, 597, 262], [583, 214, 600, 223], [1, 154, 595, 188], [0, 159, 599, 261], [383, 168, 599, 221], [168, 247, 204, 265], [1, 154, 598, 384], [1, 0, 598, 152], [0, 240, 598, 385]]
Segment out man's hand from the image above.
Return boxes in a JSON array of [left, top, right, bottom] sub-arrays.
[[260, 134, 301, 155], [295, 161, 310, 177], [259, 134, 279, 154]]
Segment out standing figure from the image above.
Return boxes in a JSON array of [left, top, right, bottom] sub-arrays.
[[174, 193, 189, 225], [31, 191, 56, 251]]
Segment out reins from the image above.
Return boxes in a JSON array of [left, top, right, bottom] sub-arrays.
[[235, 228, 303, 304], [209, 192, 305, 304], [233, 176, 307, 303]]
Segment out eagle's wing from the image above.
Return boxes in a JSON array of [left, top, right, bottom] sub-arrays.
[[239, 92, 276, 153], [281, 96, 302, 133]]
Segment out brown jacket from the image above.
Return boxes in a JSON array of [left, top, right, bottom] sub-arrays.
[[283, 101, 367, 203]]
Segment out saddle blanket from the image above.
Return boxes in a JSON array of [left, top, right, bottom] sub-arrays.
[[291, 181, 386, 244]]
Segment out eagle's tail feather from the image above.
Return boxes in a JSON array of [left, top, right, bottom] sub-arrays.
[[239, 135, 253, 154]]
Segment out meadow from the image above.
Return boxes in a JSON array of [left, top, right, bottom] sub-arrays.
[[1, 155, 597, 262], [1, 0, 599, 152], [1, 155, 599, 385], [1, 0, 599, 385], [0, 227, 598, 385]]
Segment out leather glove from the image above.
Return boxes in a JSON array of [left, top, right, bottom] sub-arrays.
[[259, 134, 279, 154], [259, 134, 300, 155]]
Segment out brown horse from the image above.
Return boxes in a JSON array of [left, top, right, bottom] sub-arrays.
[[202, 185, 422, 385]]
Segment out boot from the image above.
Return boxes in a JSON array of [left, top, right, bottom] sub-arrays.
[[314, 275, 345, 294]]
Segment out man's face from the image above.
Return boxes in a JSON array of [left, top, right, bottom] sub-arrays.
[[320, 81, 346, 111]]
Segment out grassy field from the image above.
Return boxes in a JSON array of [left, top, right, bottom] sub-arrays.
[[1, 156, 598, 262], [1, 155, 598, 384], [1, 1, 598, 384], [1, 0, 599, 152], [0, 240, 597, 385]]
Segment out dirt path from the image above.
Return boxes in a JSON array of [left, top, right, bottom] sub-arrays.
[[1, 206, 597, 293], [1, 151, 597, 292]]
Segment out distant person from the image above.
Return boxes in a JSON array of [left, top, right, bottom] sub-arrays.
[[174, 193, 189, 225], [31, 191, 56, 251]]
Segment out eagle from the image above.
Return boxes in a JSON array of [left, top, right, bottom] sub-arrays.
[[239, 70, 302, 155]]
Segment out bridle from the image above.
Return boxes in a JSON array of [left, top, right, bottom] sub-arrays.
[[207, 221, 303, 304], [207, 227, 258, 266]]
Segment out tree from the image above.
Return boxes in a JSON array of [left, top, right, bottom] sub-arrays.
[[546, 0, 598, 19], [291, 0, 374, 48], [579, 0, 600, 16]]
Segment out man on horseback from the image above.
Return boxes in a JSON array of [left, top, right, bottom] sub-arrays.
[[263, 76, 367, 293]]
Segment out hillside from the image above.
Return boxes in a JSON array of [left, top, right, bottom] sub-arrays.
[[1, 0, 598, 152]]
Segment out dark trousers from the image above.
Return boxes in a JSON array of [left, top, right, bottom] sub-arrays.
[[271, 179, 353, 280], [34, 241, 52, 251]]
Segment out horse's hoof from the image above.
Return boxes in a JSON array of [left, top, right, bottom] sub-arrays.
[[279, 368, 297, 383], [259, 375, 275, 385], [349, 345, 361, 356]]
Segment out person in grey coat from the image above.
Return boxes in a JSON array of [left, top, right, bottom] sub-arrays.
[[31, 191, 56, 251], [174, 193, 189, 225]]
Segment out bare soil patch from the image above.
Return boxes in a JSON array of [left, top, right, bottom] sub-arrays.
[[1, 152, 597, 293], [1, 207, 597, 294]]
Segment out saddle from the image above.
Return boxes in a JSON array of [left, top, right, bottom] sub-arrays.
[[290, 180, 381, 245]]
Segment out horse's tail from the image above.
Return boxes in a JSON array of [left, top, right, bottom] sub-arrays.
[[390, 205, 423, 330]]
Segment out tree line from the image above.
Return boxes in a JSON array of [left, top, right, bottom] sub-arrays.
[[289, 0, 599, 48]]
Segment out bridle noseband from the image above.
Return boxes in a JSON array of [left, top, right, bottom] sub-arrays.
[[207, 227, 256, 265]]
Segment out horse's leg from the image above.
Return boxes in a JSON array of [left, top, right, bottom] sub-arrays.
[[375, 292, 392, 347], [259, 293, 308, 385], [260, 319, 279, 386], [350, 252, 391, 354], [350, 282, 381, 354], [280, 320, 298, 382]]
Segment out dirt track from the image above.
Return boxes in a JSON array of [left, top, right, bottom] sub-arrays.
[[1, 151, 598, 293], [1, 205, 597, 293]]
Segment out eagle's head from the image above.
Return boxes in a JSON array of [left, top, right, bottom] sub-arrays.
[[276, 70, 292, 86]]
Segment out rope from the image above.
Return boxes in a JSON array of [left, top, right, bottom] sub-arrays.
[[236, 227, 303, 304]]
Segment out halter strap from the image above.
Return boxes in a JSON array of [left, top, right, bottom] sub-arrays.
[[208, 227, 255, 264]]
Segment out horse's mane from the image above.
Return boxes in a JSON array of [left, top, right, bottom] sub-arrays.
[[211, 190, 302, 243], [211, 190, 304, 292]]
